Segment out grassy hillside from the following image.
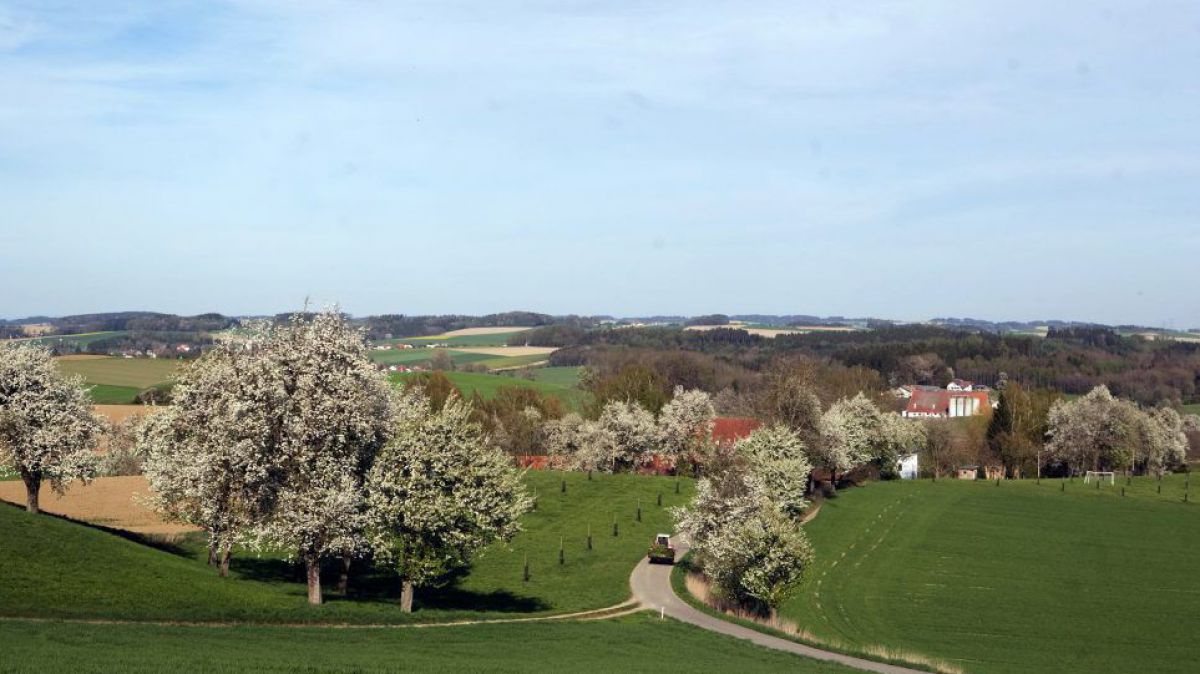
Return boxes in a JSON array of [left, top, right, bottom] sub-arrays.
[[19, 330, 130, 347], [475, 353, 552, 369], [369, 348, 494, 367], [390, 370, 588, 410], [0, 614, 853, 674], [84, 383, 145, 404], [401, 331, 530, 347], [530, 366, 584, 388], [55, 357, 181, 389], [0, 471, 689, 624], [780, 479, 1200, 674]]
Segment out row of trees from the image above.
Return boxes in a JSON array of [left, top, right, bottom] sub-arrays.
[[542, 387, 716, 473], [1045, 385, 1192, 476], [1, 312, 530, 610]]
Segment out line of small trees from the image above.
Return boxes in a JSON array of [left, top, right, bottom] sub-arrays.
[[0, 311, 530, 610]]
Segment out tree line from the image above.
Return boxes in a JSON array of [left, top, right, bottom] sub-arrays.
[[0, 312, 529, 610]]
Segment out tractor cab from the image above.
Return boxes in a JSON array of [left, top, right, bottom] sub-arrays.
[[648, 533, 675, 564]]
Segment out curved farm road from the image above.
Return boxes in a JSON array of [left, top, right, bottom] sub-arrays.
[[629, 541, 922, 674]]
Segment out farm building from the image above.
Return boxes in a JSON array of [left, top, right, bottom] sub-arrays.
[[902, 389, 991, 418], [946, 379, 973, 391], [712, 417, 760, 445], [897, 452, 919, 479]]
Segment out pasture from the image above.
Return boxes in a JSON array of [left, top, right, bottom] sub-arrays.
[[0, 471, 690, 624], [17, 330, 130, 347], [390, 370, 588, 409], [368, 348, 494, 367], [778, 478, 1200, 674], [55, 356, 180, 389], [0, 614, 852, 674], [388, 328, 534, 348]]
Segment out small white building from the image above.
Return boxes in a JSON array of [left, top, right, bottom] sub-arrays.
[[897, 452, 919, 480]]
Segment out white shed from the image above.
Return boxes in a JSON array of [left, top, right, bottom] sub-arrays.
[[897, 452, 919, 480]]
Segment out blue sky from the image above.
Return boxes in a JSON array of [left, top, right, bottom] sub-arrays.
[[1, 1, 1198, 325]]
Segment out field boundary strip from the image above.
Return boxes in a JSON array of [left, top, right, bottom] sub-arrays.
[[0, 598, 644, 630]]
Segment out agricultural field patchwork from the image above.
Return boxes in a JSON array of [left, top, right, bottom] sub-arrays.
[[780, 478, 1200, 674]]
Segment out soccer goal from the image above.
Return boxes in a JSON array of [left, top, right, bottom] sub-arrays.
[[1083, 471, 1116, 485]]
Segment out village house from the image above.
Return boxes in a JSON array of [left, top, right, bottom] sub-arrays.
[[902, 389, 991, 418]]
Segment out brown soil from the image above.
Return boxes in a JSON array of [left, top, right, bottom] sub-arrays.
[[0, 476, 197, 536], [451, 346, 557, 357]]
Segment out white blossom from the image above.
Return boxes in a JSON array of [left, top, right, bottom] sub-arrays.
[[658, 386, 716, 471], [595, 399, 661, 472], [735, 425, 811, 519], [366, 396, 530, 612], [0, 342, 102, 513]]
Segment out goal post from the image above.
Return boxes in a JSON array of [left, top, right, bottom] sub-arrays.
[[1083, 471, 1116, 485]]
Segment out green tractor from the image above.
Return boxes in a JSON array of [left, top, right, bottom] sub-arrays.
[[647, 533, 676, 565]]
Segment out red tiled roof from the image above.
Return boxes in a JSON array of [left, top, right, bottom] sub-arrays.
[[712, 417, 761, 445], [905, 390, 989, 415]]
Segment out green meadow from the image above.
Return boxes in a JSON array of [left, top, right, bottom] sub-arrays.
[[19, 330, 130, 347], [368, 348, 494, 367], [398, 330, 530, 347], [0, 614, 853, 674], [0, 471, 690, 624], [390, 370, 588, 410], [779, 478, 1200, 674]]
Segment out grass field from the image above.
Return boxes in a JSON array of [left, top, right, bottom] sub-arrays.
[[18, 330, 130, 347], [401, 331, 530, 347], [778, 478, 1200, 674], [84, 383, 144, 404], [528, 366, 584, 388], [55, 357, 181, 389], [0, 613, 854, 674], [1182, 402, 1200, 416], [0, 471, 690, 624], [390, 370, 588, 410], [474, 353, 553, 369], [368, 348, 494, 367]]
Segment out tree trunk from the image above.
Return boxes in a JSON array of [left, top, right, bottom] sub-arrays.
[[219, 549, 232, 578], [337, 552, 352, 594], [21, 472, 40, 514], [305, 555, 322, 605], [400, 579, 415, 613]]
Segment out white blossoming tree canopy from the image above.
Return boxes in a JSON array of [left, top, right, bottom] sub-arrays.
[[673, 469, 813, 611], [734, 424, 812, 519], [366, 396, 531, 612], [138, 310, 397, 601], [1045, 385, 1188, 476], [0, 342, 102, 513], [658, 386, 716, 471]]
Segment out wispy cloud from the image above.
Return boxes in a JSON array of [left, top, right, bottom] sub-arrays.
[[0, 0, 1197, 323]]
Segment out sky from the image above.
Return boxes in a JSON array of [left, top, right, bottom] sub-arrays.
[[1, 1, 1198, 326]]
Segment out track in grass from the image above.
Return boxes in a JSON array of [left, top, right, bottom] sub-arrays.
[[0, 613, 857, 674], [784, 478, 1200, 674]]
